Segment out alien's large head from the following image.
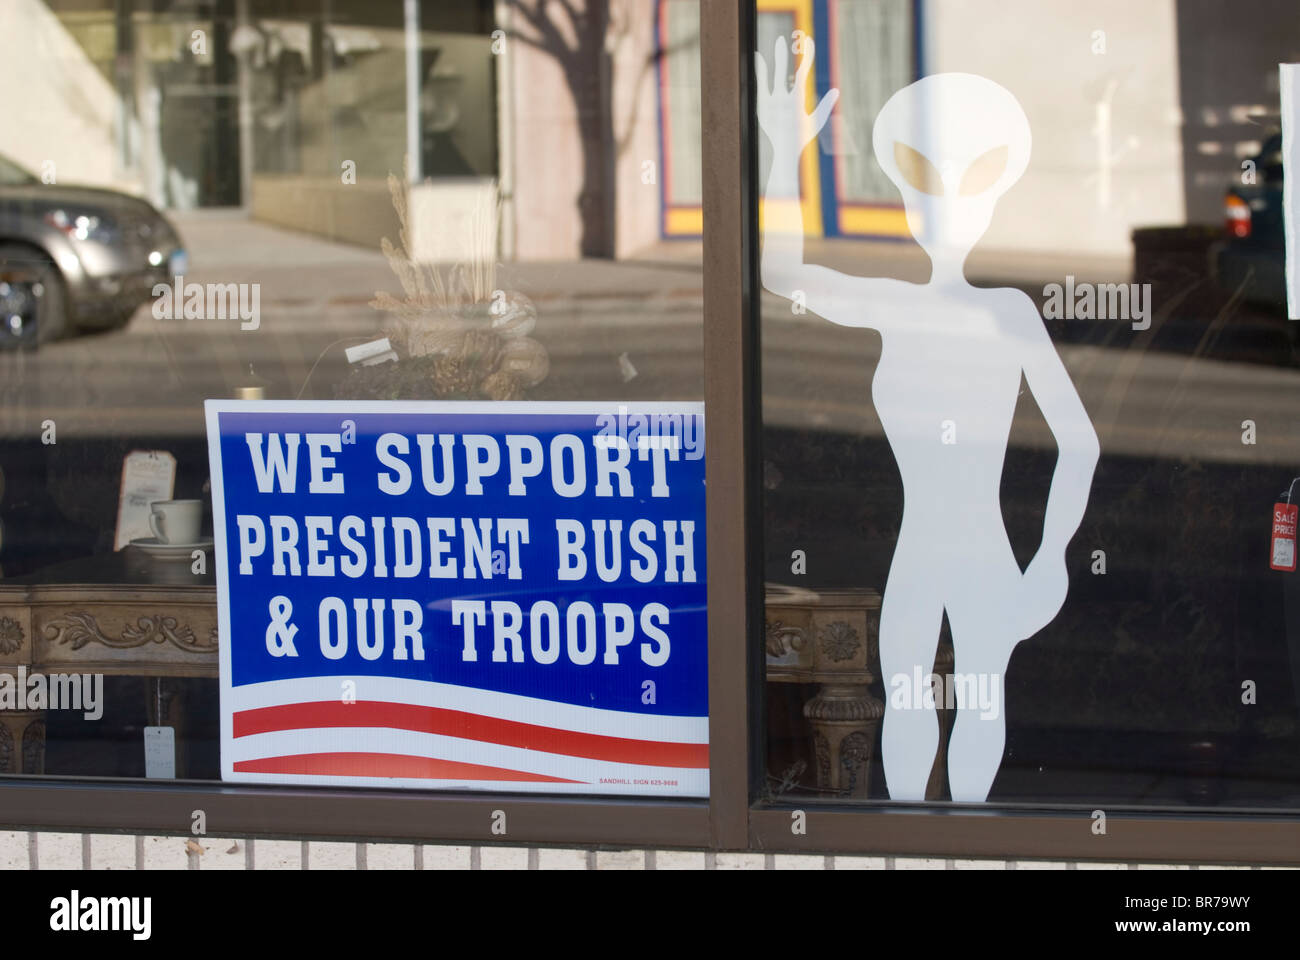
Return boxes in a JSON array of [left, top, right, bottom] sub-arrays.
[[872, 73, 1030, 268]]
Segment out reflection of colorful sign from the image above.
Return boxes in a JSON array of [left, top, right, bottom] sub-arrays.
[[658, 0, 917, 239], [205, 401, 707, 796]]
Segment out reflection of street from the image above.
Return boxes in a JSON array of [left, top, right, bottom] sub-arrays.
[[765, 301, 1300, 468], [763, 238, 1300, 468], [0, 214, 706, 440], [4, 223, 1298, 474]]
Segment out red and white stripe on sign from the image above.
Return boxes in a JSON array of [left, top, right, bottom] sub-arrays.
[[226, 677, 709, 796]]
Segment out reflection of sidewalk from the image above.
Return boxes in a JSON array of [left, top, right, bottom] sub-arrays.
[[171, 214, 1121, 306], [803, 237, 1132, 292], [173, 212, 706, 306], [172, 210, 388, 271]]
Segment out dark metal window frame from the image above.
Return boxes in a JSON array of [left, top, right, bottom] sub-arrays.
[[1, 1, 1297, 864]]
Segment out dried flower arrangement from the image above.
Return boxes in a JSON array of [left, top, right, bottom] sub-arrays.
[[334, 164, 549, 402]]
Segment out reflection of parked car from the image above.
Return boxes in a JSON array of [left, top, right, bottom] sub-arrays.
[[0, 153, 186, 348], [1212, 131, 1286, 309]]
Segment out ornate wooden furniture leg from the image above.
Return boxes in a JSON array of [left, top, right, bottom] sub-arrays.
[[0, 609, 42, 774], [0, 711, 43, 774], [805, 682, 884, 798], [19, 713, 44, 774], [767, 586, 884, 799]]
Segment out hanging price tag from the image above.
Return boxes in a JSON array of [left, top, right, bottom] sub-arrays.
[[1270, 502, 1298, 571], [144, 726, 176, 779]]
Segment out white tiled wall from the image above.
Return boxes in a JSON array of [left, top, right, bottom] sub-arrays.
[[0, 831, 1290, 870]]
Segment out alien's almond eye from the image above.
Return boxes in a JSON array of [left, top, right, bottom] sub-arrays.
[[958, 145, 1008, 196], [893, 142, 944, 196]]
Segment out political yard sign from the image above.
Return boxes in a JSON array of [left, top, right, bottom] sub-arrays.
[[204, 401, 707, 796]]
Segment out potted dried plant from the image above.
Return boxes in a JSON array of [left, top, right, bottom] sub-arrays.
[[334, 167, 549, 402]]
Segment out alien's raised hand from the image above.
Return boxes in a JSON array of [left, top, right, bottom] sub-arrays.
[[755, 36, 839, 158]]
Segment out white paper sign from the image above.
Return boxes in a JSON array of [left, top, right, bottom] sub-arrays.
[[114, 451, 177, 550], [1283, 64, 1300, 320]]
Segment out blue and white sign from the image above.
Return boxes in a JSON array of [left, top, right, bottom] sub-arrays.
[[204, 401, 707, 796]]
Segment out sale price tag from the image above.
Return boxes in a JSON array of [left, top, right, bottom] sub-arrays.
[[1270, 502, 1297, 571]]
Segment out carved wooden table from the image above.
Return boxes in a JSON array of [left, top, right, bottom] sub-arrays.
[[765, 584, 953, 800], [0, 551, 217, 774], [1, 558, 955, 793]]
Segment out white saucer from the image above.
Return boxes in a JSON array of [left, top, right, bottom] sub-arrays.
[[129, 537, 214, 562]]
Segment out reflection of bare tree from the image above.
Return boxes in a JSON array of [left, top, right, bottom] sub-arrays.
[[508, 0, 672, 259]]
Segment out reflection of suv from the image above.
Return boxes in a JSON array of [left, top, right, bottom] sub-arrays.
[[1212, 132, 1286, 309], [0, 153, 186, 349]]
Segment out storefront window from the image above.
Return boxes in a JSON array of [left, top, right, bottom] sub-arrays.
[[757, 0, 1300, 809], [0, 0, 703, 791]]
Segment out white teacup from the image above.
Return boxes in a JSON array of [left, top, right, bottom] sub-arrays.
[[148, 500, 202, 545]]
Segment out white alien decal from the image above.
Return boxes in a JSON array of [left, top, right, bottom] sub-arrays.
[[757, 37, 1100, 802]]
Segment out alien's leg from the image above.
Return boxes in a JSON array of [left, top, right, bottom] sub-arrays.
[[943, 591, 1016, 803], [878, 533, 945, 802]]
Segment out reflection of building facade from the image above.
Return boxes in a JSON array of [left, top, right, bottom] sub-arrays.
[[8, 0, 1300, 261], [667, 0, 1297, 259], [7, 0, 677, 261]]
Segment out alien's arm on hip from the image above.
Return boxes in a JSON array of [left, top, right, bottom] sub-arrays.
[[760, 151, 904, 330], [1019, 303, 1101, 560]]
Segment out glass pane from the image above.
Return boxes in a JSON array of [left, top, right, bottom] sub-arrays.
[[757, 0, 1300, 809], [0, 0, 703, 791]]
